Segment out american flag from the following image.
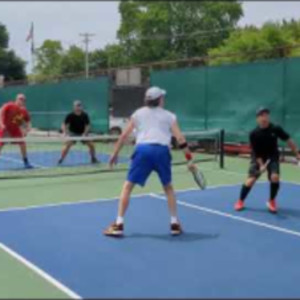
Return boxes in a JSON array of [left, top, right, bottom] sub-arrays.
[[26, 22, 35, 54], [26, 22, 34, 42]]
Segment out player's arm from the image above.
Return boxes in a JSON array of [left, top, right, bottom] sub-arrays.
[[249, 132, 265, 171], [62, 115, 70, 136], [0, 104, 8, 130], [83, 125, 90, 136], [61, 123, 68, 135], [277, 126, 300, 161], [109, 119, 135, 167], [83, 114, 91, 136], [23, 111, 31, 136], [287, 139, 300, 161], [171, 120, 196, 171], [23, 121, 31, 136]]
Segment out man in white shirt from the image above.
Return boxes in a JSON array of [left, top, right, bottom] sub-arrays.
[[104, 86, 196, 237]]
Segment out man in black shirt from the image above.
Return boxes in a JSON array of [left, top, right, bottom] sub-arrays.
[[235, 107, 300, 213], [58, 100, 98, 164]]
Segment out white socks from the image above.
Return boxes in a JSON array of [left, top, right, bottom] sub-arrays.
[[116, 216, 124, 225], [170, 216, 179, 224]]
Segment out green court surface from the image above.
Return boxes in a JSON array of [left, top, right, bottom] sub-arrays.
[[0, 156, 299, 298]]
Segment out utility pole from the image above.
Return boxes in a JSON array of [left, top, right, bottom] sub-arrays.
[[79, 33, 95, 78]]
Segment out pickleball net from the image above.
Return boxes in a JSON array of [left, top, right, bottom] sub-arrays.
[[0, 129, 224, 179]]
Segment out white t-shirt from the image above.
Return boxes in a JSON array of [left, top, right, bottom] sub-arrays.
[[131, 106, 176, 146]]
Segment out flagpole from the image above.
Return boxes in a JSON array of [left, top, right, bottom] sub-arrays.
[[31, 22, 35, 75]]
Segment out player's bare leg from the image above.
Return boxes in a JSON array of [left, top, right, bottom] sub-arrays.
[[235, 176, 257, 211], [117, 181, 134, 219], [163, 183, 182, 235], [268, 173, 280, 214], [58, 141, 74, 165], [19, 143, 33, 169], [85, 141, 98, 163], [104, 181, 134, 237]]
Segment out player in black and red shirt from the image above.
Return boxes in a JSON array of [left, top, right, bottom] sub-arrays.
[[235, 108, 300, 214]]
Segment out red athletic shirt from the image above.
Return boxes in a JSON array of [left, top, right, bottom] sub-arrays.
[[1, 101, 30, 130]]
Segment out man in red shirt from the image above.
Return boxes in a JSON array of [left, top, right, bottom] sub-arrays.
[[0, 93, 33, 168]]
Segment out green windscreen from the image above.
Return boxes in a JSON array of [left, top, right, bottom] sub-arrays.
[[285, 58, 300, 145], [151, 57, 300, 145], [206, 59, 284, 143], [0, 77, 109, 133], [151, 68, 207, 131]]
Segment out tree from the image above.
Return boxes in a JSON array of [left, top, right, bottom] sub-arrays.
[[0, 22, 26, 82], [60, 45, 85, 74], [0, 23, 8, 49], [35, 40, 63, 76], [208, 21, 300, 65], [117, 1, 243, 63]]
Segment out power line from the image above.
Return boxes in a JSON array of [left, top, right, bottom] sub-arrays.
[[119, 26, 239, 41], [79, 33, 95, 78]]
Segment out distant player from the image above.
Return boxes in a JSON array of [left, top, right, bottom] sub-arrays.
[[0, 93, 33, 169], [235, 107, 300, 213], [104, 86, 196, 237], [58, 100, 98, 165]]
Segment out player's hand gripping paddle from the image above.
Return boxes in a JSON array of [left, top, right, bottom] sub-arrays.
[[259, 159, 271, 175], [188, 163, 207, 190]]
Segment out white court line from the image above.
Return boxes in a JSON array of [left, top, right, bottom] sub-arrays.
[[0, 182, 251, 213], [0, 193, 146, 213], [150, 193, 300, 238], [0, 242, 81, 299], [0, 155, 48, 169]]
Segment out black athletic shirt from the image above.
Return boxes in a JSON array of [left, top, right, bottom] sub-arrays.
[[249, 123, 290, 159], [64, 112, 90, 135]]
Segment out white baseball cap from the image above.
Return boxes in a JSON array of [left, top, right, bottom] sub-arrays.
[[145, 86, 166, 101]]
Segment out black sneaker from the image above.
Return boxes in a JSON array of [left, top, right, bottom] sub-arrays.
[[24, 161, 34, 169], [103, 222, 124, 237], [91, 157, 99, 164], [170, 223, 183, 236]]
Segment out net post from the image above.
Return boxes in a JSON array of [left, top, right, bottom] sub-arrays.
[[220, 129, 225, 169]]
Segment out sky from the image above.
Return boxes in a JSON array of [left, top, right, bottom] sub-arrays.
[[1, 1, 300, 73]]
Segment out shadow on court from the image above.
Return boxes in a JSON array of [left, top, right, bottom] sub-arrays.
[[246, 207, 288, 220], [279, 207, 300, 219], [245, 206, 300, 220], [127, 232, 220, 242]]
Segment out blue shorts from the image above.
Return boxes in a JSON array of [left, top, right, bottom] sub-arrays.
[[127, 144, 172, 187]]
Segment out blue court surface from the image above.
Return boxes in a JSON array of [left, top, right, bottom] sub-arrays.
[[0, 182, 300, 298], [0, 151, 129, 171]]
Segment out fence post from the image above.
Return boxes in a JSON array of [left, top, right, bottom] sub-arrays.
[[204, 66, 208, 130], [282, 58, 287, 127], [220, 129, 225, 169]]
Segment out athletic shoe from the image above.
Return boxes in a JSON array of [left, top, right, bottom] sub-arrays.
[[24, 162, 34, 169], [57, 158, 63, 165], [267, 199, 278, 214], [170, 223, 183, 236], [234, 199, 245, 211], [103, 223, 124, 237], [91, 157, 99, 164]]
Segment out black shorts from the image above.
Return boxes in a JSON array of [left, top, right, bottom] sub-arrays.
[[248, 156, 280, 179]]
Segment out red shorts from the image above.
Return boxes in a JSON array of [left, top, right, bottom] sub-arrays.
[[0, 127, 24, 146]]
